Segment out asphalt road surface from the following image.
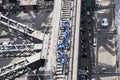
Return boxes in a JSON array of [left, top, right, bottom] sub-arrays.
[[95, 0, 117, 80]]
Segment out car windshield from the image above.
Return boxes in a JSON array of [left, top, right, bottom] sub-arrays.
[[102, 21, 104, 23]]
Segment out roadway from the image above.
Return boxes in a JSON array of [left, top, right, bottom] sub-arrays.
[[95, 0, 116, 80]]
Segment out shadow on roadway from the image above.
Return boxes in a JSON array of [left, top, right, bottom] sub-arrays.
[[96, 31, 115, 56], [96, 62, 116, 72], [0, 58, 14, 68]]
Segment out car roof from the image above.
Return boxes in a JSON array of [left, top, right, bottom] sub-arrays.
[[102, 18, 108, 21]]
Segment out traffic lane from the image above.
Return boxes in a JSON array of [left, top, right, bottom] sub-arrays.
[[96, 19, 116, 71], [97, 11, 113, 31], [95, 0, 116, 80], [96, 16, 116, 80], [96, 2, 116, 71], [96, 0, 114, 31], [96, 32, 116, 67]]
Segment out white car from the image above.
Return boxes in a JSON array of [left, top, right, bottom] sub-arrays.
[[101, 18, 109, 29]]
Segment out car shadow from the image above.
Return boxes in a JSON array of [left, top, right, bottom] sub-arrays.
[[96, 62, 116, 72], [96, 31, 115, 56]]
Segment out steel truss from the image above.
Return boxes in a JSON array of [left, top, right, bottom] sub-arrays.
[[78, 0, 95, 79], [0, 14, 43, 43], [0, 54, 45, 80], [0, 44, 42, 58], [0, 0, 50, 80]]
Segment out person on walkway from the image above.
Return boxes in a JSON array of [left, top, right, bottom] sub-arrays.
[[64, 19, 69, 25], [62, 33, 68, 44], [63, 23, 67, 32], [61, 58, 66, 73], [57, 43, 66, 50], [56, 50, 65, 62]]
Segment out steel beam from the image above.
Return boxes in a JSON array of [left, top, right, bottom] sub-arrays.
[[0, 44, 42, 58], [0, 14, 43, 43], [0, 54, 45, 80], [95, 5, 115, 11], [0, 52, 39, 58]]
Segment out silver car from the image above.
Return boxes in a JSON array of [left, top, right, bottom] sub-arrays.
[[101, 18, 109, 29]]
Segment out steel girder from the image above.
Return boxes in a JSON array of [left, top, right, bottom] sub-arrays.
[[0, 44, 42, 58], [0, 14, 43, 43], [78, 0, 95, 79], [0, 54, 45, 80]]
